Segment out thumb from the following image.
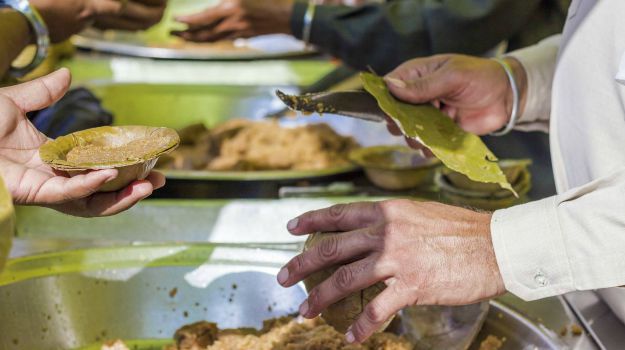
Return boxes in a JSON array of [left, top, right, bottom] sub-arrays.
[[0, 68, 71, 112], [384, 72, 452, 105]]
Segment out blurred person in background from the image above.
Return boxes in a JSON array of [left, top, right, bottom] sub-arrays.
[[0, 0, 167, 79], [172, 0, 569, 74]]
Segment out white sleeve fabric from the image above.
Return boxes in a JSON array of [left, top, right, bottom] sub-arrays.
[[506, 35, 561, 133], [491, 167, 625, 301]]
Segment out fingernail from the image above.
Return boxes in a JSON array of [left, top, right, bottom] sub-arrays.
[[384, 76, 407, 89], [345, 330, 355, 343], [277, 267, 289, 285], [299, 300, 309, 316], [287, 218, 299, 231]]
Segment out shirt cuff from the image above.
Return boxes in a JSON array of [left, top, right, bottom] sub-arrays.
[[506, 35, 560, 132], [491, 196, 575, 301]]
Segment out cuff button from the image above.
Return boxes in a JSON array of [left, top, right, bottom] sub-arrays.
[[534, 269, 549, 287]]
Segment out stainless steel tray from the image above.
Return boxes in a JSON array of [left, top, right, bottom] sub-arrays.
[[0, 243, 569, 350], [73, 31, 316, 60], [0, 243, 486, 349]]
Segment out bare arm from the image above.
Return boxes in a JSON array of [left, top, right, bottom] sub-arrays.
[[0, 8, 32, 79]]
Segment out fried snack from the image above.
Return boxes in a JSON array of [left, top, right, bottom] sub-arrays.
[[158, 119, 359, 172], [163, 316, 411, 350]]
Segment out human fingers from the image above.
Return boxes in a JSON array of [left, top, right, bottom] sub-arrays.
[[34, 169, 118, 204], [145, 171, 166, 190], [81, 179, 156, 217], [174, 5, 232, 29], [300, 255, 392, 319], [287, 202, 381, 235], [384, 56, 456, 105], [171, 27, 233, 42], [384, 116, 402, 136], [0, 68, 71, 112], [120, 0, 165, 26], [346, 284, 411, 343], [278, 228, 379, 288], [90, 0, 125, 16]]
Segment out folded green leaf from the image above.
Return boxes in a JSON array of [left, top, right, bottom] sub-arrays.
[[361, 72, 515, 196]]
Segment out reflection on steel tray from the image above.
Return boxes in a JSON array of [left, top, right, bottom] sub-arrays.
[[0, 243, 567, 350], [73, 29, 316, 60], [160, 164, 360, 181]]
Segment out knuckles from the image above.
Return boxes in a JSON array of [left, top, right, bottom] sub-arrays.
[[317, 235, 340, 261], [332, 265, 354, 292], [328, 203, 348, 222], [363, 300, 387, 325]]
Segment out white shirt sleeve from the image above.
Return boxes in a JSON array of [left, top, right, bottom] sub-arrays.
[[491, 167, 625, 300], [506, 35, 561, 133]]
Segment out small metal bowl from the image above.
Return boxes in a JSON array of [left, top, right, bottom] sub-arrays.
[[444, 159, 531, 193], [39, 126, 180, 192], [436, 160, 532, 210], [349, 145, 440, 191]]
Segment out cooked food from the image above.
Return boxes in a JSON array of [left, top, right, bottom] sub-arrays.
[[160, 316, 411, 350], [304, 232, 392, 333], [157, 119, 359, 171], [66, 138, 173, 164], [39, 125, 179, 192]]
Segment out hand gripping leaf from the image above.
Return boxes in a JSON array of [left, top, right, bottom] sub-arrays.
[[361, 73, 516, 195]]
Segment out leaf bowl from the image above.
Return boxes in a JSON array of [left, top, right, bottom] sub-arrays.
[[40, 126, 180, 192]]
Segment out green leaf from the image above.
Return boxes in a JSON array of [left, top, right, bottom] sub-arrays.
[[361, 72, 516, 196]]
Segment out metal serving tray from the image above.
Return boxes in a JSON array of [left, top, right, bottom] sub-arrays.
[[1, 243, 488, 349], [0, 243, 566, 350]]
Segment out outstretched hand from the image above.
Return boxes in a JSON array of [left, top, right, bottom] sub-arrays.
[[0, 68, 165, 217], [278, 200, 505, 343], [172, 0, 292, 42]]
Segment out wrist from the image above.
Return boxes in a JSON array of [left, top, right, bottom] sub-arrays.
[[484, 212, 507, 297]]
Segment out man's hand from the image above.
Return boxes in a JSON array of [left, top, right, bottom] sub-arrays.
[[383, 54, 528, 149], [172, 0, 293, 42], [31, 0, 166, 43], [277, 200, 506, 343], [0, 68, 165, 217]]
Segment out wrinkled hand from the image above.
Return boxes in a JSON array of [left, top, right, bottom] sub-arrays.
[[383, 54, 527, 150], [0, 68, 165, 217], [277, 200, 505, 343], [172, 0, 293, 42], [31, 0, 166, 43]]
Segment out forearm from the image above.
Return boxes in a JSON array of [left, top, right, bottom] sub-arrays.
[[0, 9, 33, 78]]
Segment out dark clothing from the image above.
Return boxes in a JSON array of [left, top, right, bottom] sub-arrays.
[[291, 0, 569, 74]]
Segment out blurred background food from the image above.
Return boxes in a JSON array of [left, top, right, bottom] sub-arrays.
[[157, 119, 359, 172]]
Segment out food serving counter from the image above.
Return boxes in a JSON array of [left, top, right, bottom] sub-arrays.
[[9, 198, 606, 349]]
